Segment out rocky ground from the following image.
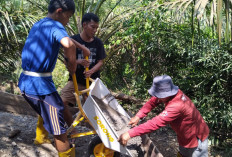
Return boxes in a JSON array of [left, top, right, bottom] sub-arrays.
[[0, 111, 56, 157], [0, 110, 178, 157], [0, 111, 98, 157], [0, 110, 228, 157], [0, 80, 180, 157], [0, 77, 229, 157]]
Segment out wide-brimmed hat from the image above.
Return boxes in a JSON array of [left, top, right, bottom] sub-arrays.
[[148, 75, 179, 98]]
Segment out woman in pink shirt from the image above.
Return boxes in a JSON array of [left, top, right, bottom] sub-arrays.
[[118, 75, 209, 157]]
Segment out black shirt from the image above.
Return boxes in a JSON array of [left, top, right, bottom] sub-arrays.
[[69, 34, 106, 85]]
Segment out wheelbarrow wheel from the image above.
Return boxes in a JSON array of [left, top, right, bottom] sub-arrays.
[[87, 136, 123, 157]]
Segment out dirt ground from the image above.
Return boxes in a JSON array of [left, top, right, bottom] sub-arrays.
[[0, 76, 230, 157], [0, 111, 99, 157], [0, 110, 223, 157], [0, 79, 178, 157], [0, 81, 227, 157], [0, 110, 178, 157]]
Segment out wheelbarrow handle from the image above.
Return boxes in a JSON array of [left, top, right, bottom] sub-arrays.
[[70, 56, 90, 126], [85, 56, 89, 95], [70, 73, 89, 132], [71, 56, 90, 96], [72, 74, 79, 96], [69, 56, 93, 131]]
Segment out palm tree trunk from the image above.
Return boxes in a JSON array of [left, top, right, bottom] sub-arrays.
[[225, 0, 230, 43], [192, 0, 195, 47], [217, 0, 223, 45]]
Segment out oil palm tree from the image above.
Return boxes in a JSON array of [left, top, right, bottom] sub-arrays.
[[0, 0, 44, 73], [152, 0, 232, 45], [62, 0, 142, 61], [0, 0, 142, 72]]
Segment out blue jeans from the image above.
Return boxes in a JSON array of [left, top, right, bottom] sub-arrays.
[[179, 138, 208, 157]]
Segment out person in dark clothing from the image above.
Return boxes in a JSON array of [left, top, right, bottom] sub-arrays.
[[61, 13, 106, 127]]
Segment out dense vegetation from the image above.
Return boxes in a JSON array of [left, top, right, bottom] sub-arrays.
[[103, 6, 232, 152], [0, 0, 231, 155]]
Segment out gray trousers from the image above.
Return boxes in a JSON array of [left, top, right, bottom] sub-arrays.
[[179, 138, 208, 157]]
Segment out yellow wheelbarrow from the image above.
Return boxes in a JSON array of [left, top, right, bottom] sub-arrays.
[[68, 73, 133, 156], [67, 57, 163, 157]]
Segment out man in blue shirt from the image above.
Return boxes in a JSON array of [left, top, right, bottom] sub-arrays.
[[18, 0, 89, 156]]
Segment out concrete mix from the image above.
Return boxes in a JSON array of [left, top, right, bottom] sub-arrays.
[[92, 95, 144, 157]]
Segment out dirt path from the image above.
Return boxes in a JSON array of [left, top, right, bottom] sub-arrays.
[[0, 109, 226, 157], [0, 111, 57, 157], [0, 110, 178, 157], [0, 79, 227, 157], [0, 111, 97, 157]]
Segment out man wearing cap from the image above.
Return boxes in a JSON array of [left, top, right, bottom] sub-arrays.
[[118, 75, 209, 157]]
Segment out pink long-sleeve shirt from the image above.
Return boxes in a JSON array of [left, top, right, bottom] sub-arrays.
[[128, 89, 209, 148]]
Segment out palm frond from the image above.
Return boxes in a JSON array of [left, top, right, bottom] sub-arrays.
[[161, 0, 193, 22], [0, 0, 46, 73], [172, 0, 183, 8], [209, 0, 216, 26], [4, 11, 18, 43], [176, 0, 189, 12], [0, 15, 10, 41], [98, 6, 138, 40], [194, 0, 209, 19], [93, 0, 107, 14], [0, 26, 3, 38], [81, 0, 86, 19], [66, 23, 76, 36], [102, 24, 121, 43], [176, 0, 192, 23], [26, 0, 47, 12], [98, 0, 122, 35], [86, 0, 94, 13], [178, 0, 193, 23], [19, 19, 29, 35]]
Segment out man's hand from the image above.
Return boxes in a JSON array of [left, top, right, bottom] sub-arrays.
[[77, 59, 90, 67], [84, 69, 94, 78], [128, 116, 140, 127], [118, 132, 131, 146]]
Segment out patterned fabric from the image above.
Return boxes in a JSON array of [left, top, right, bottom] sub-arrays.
[[69, 34, 106, 85]]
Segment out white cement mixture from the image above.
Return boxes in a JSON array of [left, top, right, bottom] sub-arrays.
[[93, 95, 144, 157]]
